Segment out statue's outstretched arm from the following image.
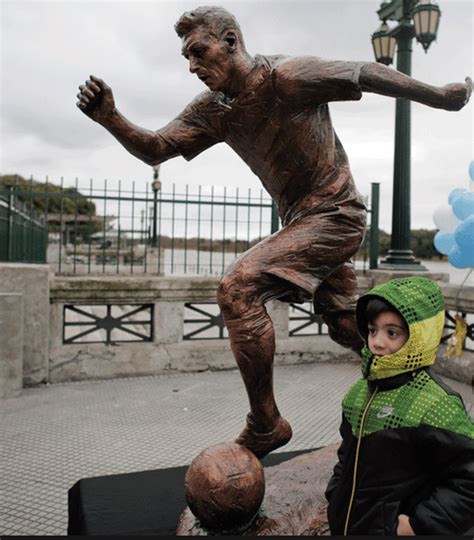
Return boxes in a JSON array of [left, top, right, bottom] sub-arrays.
[[76, 75, 179, 166], [359, 63, 472, 112]]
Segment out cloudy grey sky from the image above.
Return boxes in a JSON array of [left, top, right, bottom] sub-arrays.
[[1, 0, 472, 232]]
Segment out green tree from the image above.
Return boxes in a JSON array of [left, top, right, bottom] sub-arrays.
[[410, 229, 437, 259], [0, 174, 102, 242], [0, 174, 96, 216], [358, 228, 439, 261]]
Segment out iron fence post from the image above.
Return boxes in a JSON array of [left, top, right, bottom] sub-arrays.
[[370, 182, 380, 270], [7, 186, 13, 261], [271, 201, 279, 234], [152, 190, 158, 247]]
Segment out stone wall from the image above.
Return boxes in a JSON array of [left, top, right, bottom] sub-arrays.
[[47, 272, 474, 385], [0, 264, 472, 389], [48, 276, 359, 383], [0, 264, 50, 385], [0, 293, 23, 397]]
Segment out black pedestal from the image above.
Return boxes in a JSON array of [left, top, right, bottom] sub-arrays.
[[68, 448, 313, 536]]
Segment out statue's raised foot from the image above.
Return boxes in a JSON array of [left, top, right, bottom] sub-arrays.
[[235, 414, 293, 459]]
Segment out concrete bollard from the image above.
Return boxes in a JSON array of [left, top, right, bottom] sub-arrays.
[[0, 293, 24, 398]]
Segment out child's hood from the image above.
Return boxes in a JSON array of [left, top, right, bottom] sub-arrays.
[[356, 277, 445, 380]]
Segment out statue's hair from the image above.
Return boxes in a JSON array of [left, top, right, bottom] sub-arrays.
[[175, 5, 245, 47]]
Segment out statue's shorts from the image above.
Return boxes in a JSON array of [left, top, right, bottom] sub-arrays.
[[218, 204, 367, 330]]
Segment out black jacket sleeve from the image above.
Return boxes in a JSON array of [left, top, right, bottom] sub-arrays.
[[410, 401, 474, 535], [325, 414, 350, 502]]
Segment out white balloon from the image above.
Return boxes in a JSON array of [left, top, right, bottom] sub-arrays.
[[433, 204, 462, 233]]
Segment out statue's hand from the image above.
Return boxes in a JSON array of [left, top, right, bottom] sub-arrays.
[[441, 76, 472, 111], [76, 75, 116, 125]]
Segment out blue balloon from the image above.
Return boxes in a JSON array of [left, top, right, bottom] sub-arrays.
[[452, 191, 474, 221], [433, 231, 455, 255], [469, 160, 474, 182], [448, 244, 474, 269], [448, 188, 466, 205], [454, 215, 474, 248]]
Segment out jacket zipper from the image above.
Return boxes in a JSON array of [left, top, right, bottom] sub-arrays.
[[343, 386, 379, 536]]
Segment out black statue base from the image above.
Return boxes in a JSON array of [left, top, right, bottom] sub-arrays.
[[67, 448, 312, 536]]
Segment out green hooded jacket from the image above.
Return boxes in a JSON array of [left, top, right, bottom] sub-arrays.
[[325, 277, 474, 536]]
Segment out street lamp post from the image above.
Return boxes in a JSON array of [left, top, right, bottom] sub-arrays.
[[151, 165, 161, 248], [371, 0, 441, 270]]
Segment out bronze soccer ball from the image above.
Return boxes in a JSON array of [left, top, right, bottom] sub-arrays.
[[184, 442, 265, 531]]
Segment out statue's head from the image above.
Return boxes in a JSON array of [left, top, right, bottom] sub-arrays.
[[175, 6, 247, 94]]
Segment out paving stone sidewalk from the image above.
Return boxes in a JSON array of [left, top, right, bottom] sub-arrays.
[[2, 362, 473, 536]]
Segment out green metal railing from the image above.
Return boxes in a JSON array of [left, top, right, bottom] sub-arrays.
[[0, 186, 48, 263], [369, 182, 380, 270], [0, 176, 380, 275]]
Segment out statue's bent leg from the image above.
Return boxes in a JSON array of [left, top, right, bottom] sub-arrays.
[[314, 262, 364, 353], [217, 206, 365, 457], [217, 268, 292, 458]]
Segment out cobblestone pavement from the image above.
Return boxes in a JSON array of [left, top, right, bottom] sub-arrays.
[[2, 362, 473, 536]]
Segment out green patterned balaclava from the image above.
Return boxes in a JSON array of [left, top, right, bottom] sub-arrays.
[[356, 277, 445, 380]]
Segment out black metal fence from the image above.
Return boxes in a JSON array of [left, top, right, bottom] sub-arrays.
[[0, 175, 379, 276], [0, 186, 48, 263]]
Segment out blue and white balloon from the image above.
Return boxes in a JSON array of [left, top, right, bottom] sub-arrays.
[[448, 244, 474, 269], [432, 204, 461, 233], [433, 231, 455, 255], [448, 187, 466, 205], [433, 160, 474, 269], [452, 191, 474, 221], [454, 215, 474, 248]]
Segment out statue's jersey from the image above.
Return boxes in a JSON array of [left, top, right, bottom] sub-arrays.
[[158, 54, 367, 225]]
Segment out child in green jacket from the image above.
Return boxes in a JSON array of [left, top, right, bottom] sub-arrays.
[[325, 276, 474, 535]]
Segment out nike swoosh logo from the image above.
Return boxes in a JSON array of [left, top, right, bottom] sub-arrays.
[[377, 407, 394, 418]]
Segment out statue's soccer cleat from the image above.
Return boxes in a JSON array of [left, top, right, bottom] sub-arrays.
[[235, 415, 293, 459]]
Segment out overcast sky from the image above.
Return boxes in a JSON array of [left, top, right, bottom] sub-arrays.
[[1, 0, 472, 232]]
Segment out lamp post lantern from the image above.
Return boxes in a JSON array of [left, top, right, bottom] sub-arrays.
[[371, 22, 397, 65], [412, 0, 441, 52], [151, 164, 161, 248], [371, 0, 441, 270]]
